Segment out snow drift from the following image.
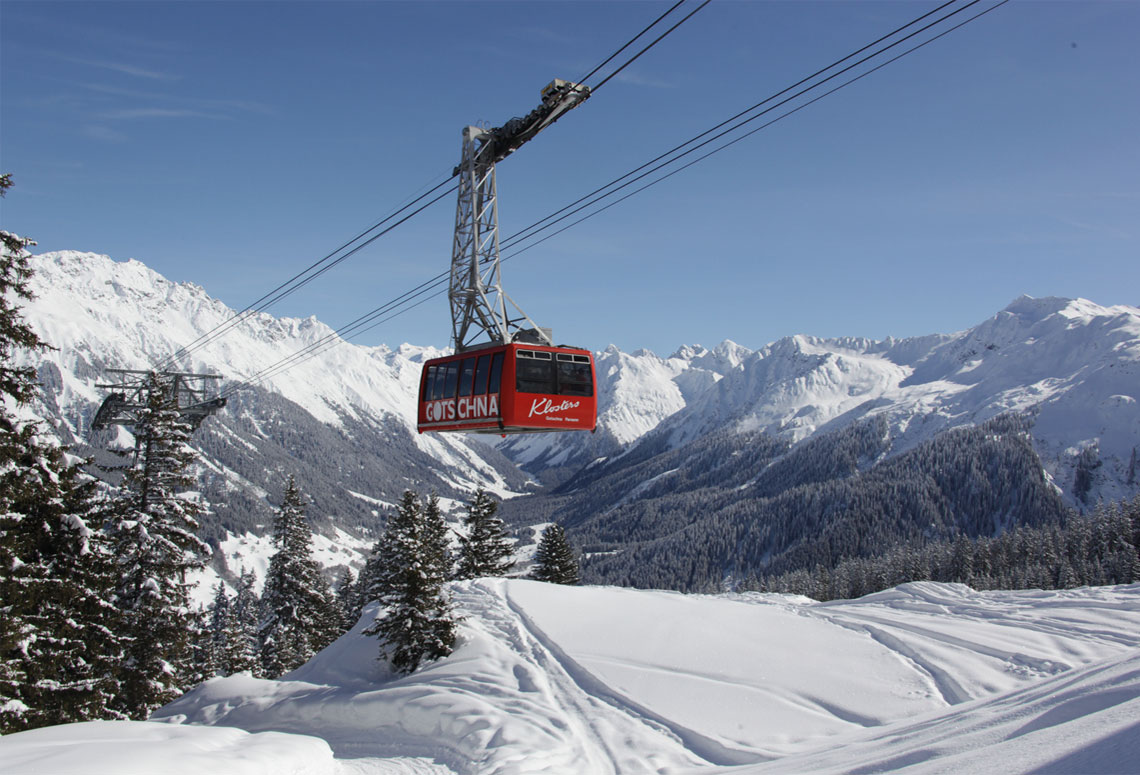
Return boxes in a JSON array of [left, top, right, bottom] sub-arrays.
[[4, 580, 1138, 774]]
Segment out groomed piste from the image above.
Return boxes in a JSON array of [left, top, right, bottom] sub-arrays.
[[3, 579, 1139, 774]]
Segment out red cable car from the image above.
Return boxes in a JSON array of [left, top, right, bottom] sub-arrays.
[[417, 342, 596, 434], [419, 80, 596, 435]]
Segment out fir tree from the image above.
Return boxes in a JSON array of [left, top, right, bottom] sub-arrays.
[[105, 372, 210, 719], [183, 607, 214, 688], [455, 487, 515, 580], [531, 524, 580, 585], [205, 582, 232, 677], [258, 476, 339, 678], [0, 441, 124, 731], [0, 176, 124, 731], [334, 567, 358, 630], [365, 491, 456, 674], [355, 540, 385, 621], [0, 174, 47, 405], [227, 568, 261, 676]]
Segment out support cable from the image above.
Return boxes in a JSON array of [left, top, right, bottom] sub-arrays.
[[500, 1, 1011, 265], [501, 0, 962, 252], [222, 0, 1007, 396], [160, 2, 705, 372], [589, 0, 713, 92], [156, 173, 457, 371], [574, 0, 689, 87]]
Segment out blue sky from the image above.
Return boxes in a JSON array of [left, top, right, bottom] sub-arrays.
[[2, 0, 1137, 356]]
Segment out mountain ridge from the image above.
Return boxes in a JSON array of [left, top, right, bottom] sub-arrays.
[[15, 250, 1140, 592]]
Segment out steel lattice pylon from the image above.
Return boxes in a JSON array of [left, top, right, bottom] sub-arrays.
[[92, 369, 225, 433], [448, 126, 549, 352], [446, 80, 590, 353]]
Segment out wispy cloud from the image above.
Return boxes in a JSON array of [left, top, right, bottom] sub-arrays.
[[97, 107, 224, 121], [610, 70, 677, 90], [49, 52, 178, 81], [79, 82, 273, 115], [15, 10, 186, 54], [82, 125, 128, 143]]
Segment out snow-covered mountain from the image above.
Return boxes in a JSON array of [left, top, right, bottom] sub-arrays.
[[520, 296, 1140, 508], [19, 251, 538, 591], [654, 295, 1140, 505], [17, 251, 1140, 591], [5, 580, 1139, 774]]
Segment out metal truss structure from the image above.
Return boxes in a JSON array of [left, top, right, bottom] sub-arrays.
[[92, 369, 226, 432], [448, 79, 590, 353]]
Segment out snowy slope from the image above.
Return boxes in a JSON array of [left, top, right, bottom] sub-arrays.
[[23, 251, 1139, 508], [500, 295, 1138, 507], [23, 251, 490, 473], [3, 580, 1139, 774], [619, 296, 1140, 507], [17, 251, 544, 602], [17, 250, 1140, 597]]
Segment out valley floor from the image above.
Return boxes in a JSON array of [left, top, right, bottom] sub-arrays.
[[2, 580, 1139, 774]]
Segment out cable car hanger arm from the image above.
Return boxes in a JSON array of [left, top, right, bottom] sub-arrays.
[[452, 80, 590, 175]]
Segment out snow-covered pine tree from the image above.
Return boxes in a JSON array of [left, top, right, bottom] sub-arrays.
[[334, 567, 358, 631], [365, 491, 456, 674], [258, 476, 339, 678], [204, 581, 232, 677], [0, 176, 124, 732], [0, 440, 124, 731], [0, 175, 46, 405], [183, 607, 214, 688], [105, 372, 211, 719], [531, 524, 580, 585], [227, 568, 261, 676], [0, 175, 42, 731], [455, 487, 514, 580], [356, 534, 389, 620]]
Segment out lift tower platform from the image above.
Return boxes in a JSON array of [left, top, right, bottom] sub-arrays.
[[92, 369, 226, 432]]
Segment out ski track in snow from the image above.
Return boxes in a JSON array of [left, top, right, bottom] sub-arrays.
[[7, 581, 1140, 775], [499, 586, 761, 770], [461, 581, 712, 773], [335, 757, 455, 775]]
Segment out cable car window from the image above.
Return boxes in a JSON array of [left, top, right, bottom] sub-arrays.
[[516, 350, 555, 394], [458, 358, 476, 397], [423, 366, 437, 401], [557, 361, 593, 396], [430, 365, 446, 400], [488, 352, 504, 394], [473, 354, 491, 395], [443, 361, 460, 398]]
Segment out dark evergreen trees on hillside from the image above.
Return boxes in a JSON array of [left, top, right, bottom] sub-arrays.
[[579, 414, 1073, 591], [258, 476, 339, 678], [365, 491, 456, 674], [229, 568, 262, 676], [334, 567, 359, 630], [0, 438, 124, 731], [455, 487, 515, 579], [355, 540, 384, 622], [760, 496, 1140, 600], [204, 582, 232, 678], [0, 176, 124, 731], [106, 372, 211, 718], [531, 524, 580, 585], [0, 174, 46, 405]]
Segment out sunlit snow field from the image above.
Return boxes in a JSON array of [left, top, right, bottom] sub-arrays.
[[3, 580, 1139, 774]]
